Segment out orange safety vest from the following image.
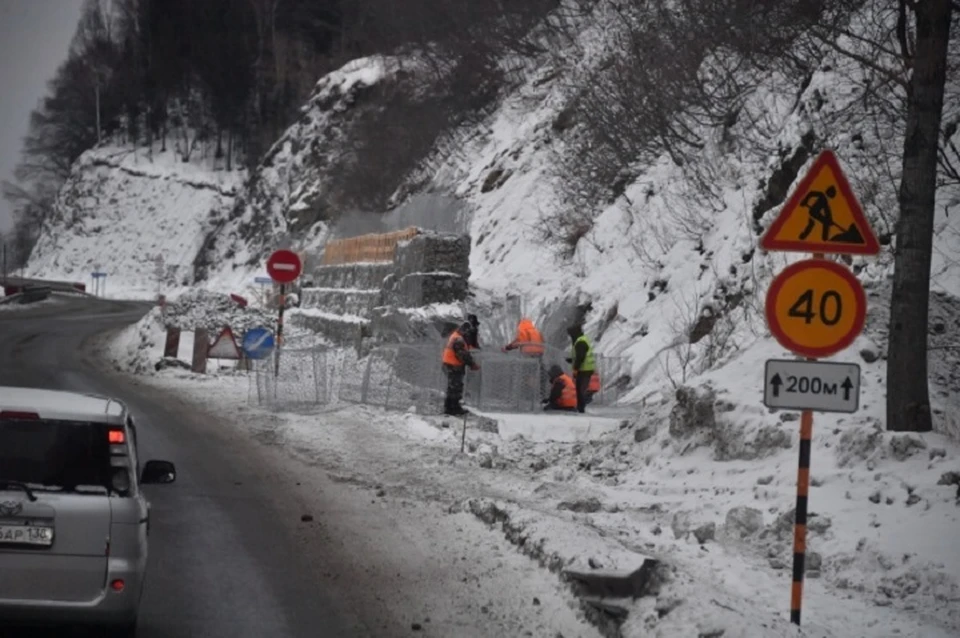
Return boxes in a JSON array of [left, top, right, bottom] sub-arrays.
[[557, 374, 577, 408], [588, 372, 600, 393], [442, 330, 469, 367], [514, 319, 545, 356]]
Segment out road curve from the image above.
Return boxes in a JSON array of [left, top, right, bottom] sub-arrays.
[[0, 296, 360, 637]]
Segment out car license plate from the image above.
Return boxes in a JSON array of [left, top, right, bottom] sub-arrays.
[[0, 524, 54, 547]]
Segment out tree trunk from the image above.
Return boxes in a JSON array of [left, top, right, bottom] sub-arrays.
[[886, 0, 953, 432]]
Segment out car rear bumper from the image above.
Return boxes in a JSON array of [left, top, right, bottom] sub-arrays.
[[0, 564, 142, 626]]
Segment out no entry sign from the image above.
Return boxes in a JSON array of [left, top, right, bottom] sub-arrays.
[[266, 249, 302, 284]]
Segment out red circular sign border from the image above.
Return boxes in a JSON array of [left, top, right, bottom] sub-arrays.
[[266, 249, 303, 284], [764, 258, 867, 359]]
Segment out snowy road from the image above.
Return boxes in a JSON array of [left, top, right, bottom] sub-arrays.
[[0, 296, 598, 638]]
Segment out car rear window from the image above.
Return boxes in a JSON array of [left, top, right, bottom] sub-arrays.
[[0, 418, 114, 494]]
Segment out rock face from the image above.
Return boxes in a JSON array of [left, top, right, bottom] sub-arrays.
[[557, 497, 603, 513], [693, 522, 716, 544], [634, 424, 657, 443], [725, 506, 764, 539], [889, 434, 928, 461], [669, 386, 717, 439]]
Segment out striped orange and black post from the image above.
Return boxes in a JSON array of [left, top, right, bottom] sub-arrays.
[[790, 407, 814, 624]]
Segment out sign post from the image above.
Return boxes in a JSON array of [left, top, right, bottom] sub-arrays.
[[265, 249, 303, 376], [91, 271, 108, 297], [760, 149, 879, 626]]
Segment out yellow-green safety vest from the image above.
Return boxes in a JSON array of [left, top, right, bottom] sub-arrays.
[[572, 335, 595, 372]]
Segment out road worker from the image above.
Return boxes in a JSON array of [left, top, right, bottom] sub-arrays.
[[503, 317, 545, 356], [542, 365, 577, 412], [442, 321, 480, 416], [566, 324, 596, 413], [504, 316, 547, 400]]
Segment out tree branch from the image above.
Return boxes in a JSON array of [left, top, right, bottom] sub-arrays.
[[897, 0, 914, 66], [812, 29, 909, 89]]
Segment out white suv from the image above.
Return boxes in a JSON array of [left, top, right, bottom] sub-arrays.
[[0, 386, 177, 636]]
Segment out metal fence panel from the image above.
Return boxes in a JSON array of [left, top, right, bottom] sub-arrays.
[[248, 339, 630, 413], [250, 348, 328, 406]]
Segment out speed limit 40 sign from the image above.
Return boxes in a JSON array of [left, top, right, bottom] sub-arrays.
[[765, 259, 866, 358]]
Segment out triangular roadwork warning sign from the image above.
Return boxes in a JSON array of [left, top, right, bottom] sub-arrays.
[[208, 326, 241, 360], [760, 149, 880, 255]]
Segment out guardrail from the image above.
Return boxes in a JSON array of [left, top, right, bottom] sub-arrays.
[[2, 276, 86, 297]]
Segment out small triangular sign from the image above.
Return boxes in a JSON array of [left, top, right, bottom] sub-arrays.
[[208, 326, 241, 360], [760, 149, 880, 255]]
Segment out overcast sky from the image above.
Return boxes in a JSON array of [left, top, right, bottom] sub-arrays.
[[0, 0, 84, 233]]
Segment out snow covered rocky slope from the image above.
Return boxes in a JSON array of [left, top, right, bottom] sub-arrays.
[[28, 2, 960, 435], [27, 146, 241, 298]]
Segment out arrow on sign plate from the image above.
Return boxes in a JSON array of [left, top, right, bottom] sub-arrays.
[[771, 374, 783, 397], [841, 377, 853, 401]]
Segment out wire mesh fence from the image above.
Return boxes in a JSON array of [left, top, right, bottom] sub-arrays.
[[249, 348, 331, 406], [249, 340, 630, 414]]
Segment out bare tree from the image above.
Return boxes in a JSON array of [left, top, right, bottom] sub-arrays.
[[887, 0, 954, 432]]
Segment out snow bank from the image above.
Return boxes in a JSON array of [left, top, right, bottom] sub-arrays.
[[107, 290, 275, 374]]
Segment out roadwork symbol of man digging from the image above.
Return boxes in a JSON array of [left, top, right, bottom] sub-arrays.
[[798, 186, 865, 244]]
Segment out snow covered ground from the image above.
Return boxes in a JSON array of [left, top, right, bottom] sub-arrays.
[[103, 311, 960, 638]]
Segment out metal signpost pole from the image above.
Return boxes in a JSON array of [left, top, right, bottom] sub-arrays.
[[759, 150, 879, 626], [265, 249, 302, 379], [275, 284, 286, 377], [790, 370, 814, 624]]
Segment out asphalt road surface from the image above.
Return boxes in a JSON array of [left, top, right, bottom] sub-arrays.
[[0, 295, 359, 637]]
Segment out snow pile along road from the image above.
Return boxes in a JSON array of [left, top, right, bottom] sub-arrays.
[[108, 290, 273, 374]]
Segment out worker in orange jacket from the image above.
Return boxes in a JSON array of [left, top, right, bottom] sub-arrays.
[[504, 317, 547, 399], [542, 365, 577, 412], [442, 321, 480, 416], [503, 317, 545, 356]]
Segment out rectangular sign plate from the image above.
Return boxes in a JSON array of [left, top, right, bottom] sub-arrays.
[[0, 524, 54, 547], [254, 276, 273, 284], [763, 359, 860, 413]]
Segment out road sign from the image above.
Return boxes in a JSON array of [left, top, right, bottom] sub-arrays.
[[208, 327, 241, 360], [761, 150, 880, 255], [266, 249, 303, 284], [766, 259, 866, 358], [241, 327, 275, 360], [91, 272, 107, 278], [763, 359, 860, 413], [254, 276, 273, 285]]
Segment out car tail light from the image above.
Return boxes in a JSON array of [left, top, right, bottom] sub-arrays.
[[108, 429, 126, 444], [0, 411, 40, 420], [111, 579, 125, 592]]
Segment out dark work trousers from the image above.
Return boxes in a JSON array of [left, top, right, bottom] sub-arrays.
[[443, 364, 466, 411], [575, 370, 593, 413]]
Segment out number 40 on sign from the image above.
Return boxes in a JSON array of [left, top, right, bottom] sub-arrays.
[[765, 259, 866, 359]]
